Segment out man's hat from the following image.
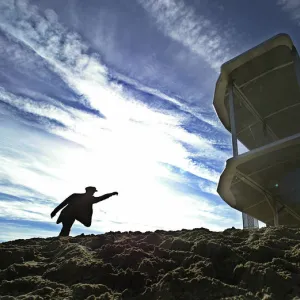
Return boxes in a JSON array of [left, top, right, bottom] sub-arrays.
[[85, 186, 98, 192]]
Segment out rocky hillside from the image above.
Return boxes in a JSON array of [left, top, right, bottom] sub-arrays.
[[1, 226, 300, 299]]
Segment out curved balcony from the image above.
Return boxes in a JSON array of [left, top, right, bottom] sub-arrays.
[[213, 33, 300, 227]]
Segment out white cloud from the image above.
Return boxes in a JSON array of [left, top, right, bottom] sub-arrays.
[[115, 72, 222, 130], [0, 223, 56, 242], [0, 0, 227, 180], [0, 87, 77, 128], [198, 178, 218, 196], [0, 0, 241, 238], [277, 0, 300, 23], [138, 0, 234, 70], [0, 180, 242, 236], [0, 200, 50, 222], [0, 220, 101, 241]]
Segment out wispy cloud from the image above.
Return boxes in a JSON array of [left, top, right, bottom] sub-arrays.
[[0, 218, 102, 242], [112, 72, 223, 130], [0, 222, 56, 242], [0, 0, 228, 179], [277, 0, 300, 23], [0, 0, 240, 240], [198, 178, 218, 196], [0, 87, 74, 128], [138, 0, 235, 70]]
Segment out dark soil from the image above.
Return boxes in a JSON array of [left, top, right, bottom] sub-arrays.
[[1, 226, 300, 299]]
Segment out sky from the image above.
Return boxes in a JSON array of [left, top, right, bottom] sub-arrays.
[[1, 0, 300, 241]]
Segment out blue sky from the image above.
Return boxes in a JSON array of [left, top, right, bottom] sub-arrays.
[[0, 0, 299, 241]]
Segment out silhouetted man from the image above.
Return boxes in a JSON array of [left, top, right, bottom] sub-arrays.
[[51, 186, 118, 236]]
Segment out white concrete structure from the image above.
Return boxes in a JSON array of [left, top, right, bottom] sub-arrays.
[[213, 33, 300, 227]]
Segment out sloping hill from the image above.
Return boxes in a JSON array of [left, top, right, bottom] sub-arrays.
[[1, 226, 300, 299]]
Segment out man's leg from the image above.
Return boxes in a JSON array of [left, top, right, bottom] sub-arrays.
[[59, 218, 75, 236], [81, 218, 92, 227], [77, 215, 92, 227]]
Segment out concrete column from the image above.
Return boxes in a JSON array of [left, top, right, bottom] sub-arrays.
[[228, 81, 238, 157]]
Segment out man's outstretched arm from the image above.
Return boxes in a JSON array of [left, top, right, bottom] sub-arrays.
[[50, 194, 75, 218], [93, 192, 118, 204]]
